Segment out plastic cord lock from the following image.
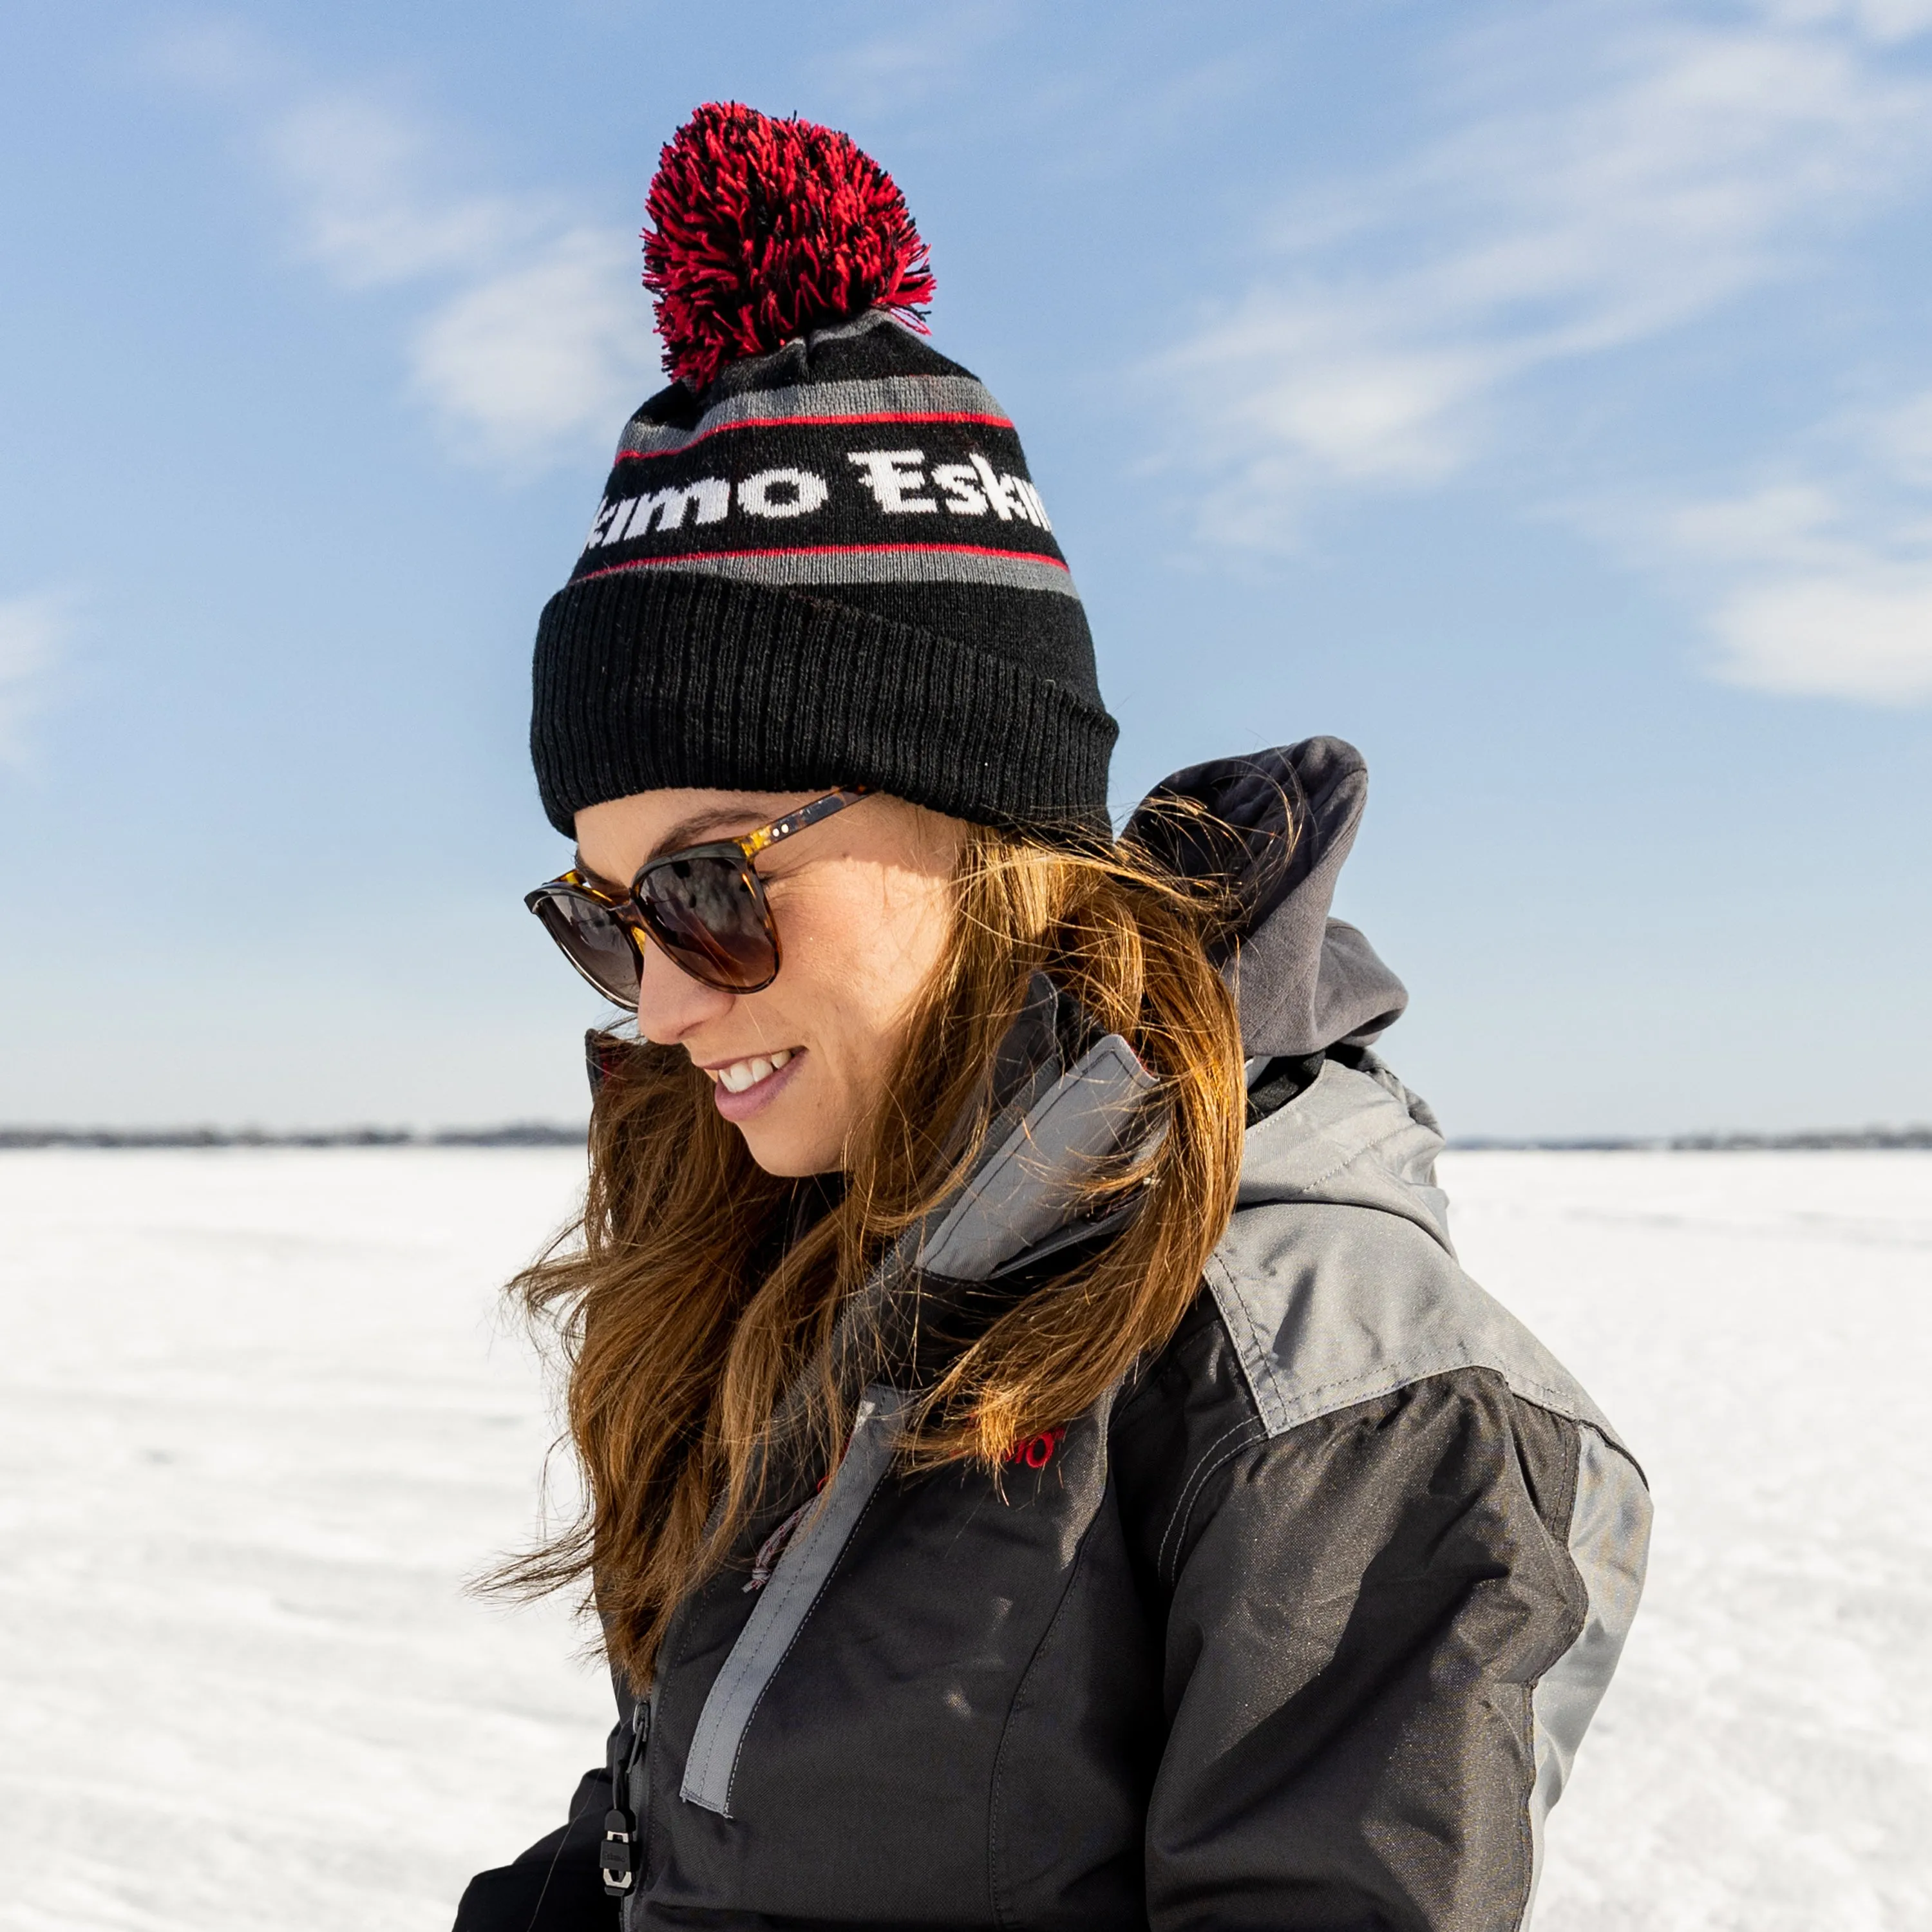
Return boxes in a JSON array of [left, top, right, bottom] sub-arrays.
[[600, 1809, 636, 1895]]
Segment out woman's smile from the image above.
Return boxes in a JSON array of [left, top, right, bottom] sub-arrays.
[[700, 1046, 804, 1120]]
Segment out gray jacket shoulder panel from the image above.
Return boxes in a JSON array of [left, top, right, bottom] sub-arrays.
[[1211, 1059, 1622, 1448], [1204, 1209, 1615, 1443], [1236, 1056, 1455, 1245]]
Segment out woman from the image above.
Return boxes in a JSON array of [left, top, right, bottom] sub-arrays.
[[459, 104, 1650, 1932]]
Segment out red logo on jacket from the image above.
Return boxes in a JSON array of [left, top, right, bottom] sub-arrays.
[[1005, 1426, 1066, 1471]]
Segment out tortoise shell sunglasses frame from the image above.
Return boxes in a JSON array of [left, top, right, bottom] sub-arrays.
[[525, 787, 870, 1003]]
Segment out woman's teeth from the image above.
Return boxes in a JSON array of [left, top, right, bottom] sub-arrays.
[[706, 1048, 793, 1094]]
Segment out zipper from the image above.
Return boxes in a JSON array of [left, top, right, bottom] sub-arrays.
[[601, 1690, 652, 1908]]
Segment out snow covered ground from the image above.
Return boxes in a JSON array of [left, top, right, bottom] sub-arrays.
[[1, 1146, 1927, 1929]]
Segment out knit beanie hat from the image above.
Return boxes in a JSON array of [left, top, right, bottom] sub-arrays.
[[530, 103, 1117, 842]]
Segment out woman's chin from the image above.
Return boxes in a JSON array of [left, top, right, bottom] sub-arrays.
[[735, 1115, 843, 1178], [721, 1064, 845, 1177]]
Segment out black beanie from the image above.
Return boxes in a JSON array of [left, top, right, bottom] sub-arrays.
[[529, 103, 1117, 842]]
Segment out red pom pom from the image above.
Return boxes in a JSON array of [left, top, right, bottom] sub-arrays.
[[643, 102, 936, 392]]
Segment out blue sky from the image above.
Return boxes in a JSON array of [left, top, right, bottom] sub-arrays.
[[3, 0, 1929, 1136]]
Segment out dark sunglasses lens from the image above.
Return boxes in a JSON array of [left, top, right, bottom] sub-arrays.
[[529, 891, 642, 1005], [636, 856, 777, 992]]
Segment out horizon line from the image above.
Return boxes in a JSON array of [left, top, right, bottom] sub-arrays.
[[2, 1124, 1927, 1153]]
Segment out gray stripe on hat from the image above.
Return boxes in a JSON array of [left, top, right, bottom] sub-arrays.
[[917, 1035, 1155, 1282], [618, 376, 1010, 457], [591, 546, 1081, 599], [679, 1386, 909, 1819], [1519, 1427, 1651, 1927]]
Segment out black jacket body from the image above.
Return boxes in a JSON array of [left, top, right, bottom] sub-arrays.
[[457, 743, 1649, 1932]]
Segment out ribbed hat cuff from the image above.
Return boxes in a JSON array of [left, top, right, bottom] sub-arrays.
[[530, 569, 1117, 842]]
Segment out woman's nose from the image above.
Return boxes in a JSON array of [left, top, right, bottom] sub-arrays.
[[634, 932, 735, 1043]]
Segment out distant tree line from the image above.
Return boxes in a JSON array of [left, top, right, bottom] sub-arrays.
[[0, 1124, 587, 1150], [3, 1123, 1925, 1152], [1448, 1126, 1932, 1151]]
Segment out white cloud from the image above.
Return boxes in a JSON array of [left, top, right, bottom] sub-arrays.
[[1156, 3, 1932, 540], [1148, 1, 1932, 706], [1862, 388, 1932, 486], [1710, 566, 1932, 698], [1669, 483, 1846, 561], [411, 227, 658, 462], [1164, 303, 1499, 493], [0, 591, 71, 769], [159, 48, 657, 473], [1783, 0, 1932, 43], [805, 3, 1020, 118], [1660, 464, 1932, 701], [144, 19, 280, 97], [267, 92, 529, 290]]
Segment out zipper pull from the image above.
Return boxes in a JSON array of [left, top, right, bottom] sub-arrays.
[[599, 1808, 636, 1897], [601, 1696, 650, 1897]]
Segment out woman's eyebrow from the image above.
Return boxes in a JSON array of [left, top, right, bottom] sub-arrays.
[[648, 808, 761, 858], [576, 809, 770, 881]]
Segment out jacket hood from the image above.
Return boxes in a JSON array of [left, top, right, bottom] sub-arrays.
[[1127, 740, 1457, 1258], [1126, 738, 1408, 1061]]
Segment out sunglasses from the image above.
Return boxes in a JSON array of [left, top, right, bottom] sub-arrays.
[[526, 787, 869, 1002]]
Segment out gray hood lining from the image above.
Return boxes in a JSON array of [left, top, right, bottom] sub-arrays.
[[1126, 737, 1408, 1060]]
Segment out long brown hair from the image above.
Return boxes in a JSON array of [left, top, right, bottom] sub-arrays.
[[497, 817, 1249, 1685]]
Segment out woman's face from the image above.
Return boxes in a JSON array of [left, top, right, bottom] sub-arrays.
[[574, 788, 966, 1177]]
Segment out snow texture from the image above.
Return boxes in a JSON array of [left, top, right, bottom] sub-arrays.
[[2, 1146, 1928, 1929]]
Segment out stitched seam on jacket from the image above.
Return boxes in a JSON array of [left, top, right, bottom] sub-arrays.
[[1262, 1127, 1392, 1197], [987, 1487, 1107, 1931], [1155, 1416, 1268, 1584], [643, 1596, 703, 1893], [716, 1475, 893, 1818], [1510, 1678, 1537, 1932], [1202, 1255, 1284, 1434], [680, 1391, 907, 1815], [1560, 1412, 1651, 1492], [1491, 1383, 1643, 1485], [1273, 1351, 1588, 1423], [1202, 1246, 1605, 1437], [681, 1532, 818, 1806], [726, 1468, 889, 1816], [1249, 1081, 1425, 1195], [1514, 1424, 1588, 1932]]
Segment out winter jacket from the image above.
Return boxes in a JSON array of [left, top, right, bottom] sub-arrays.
[[456, 739, 1651, 1932]]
